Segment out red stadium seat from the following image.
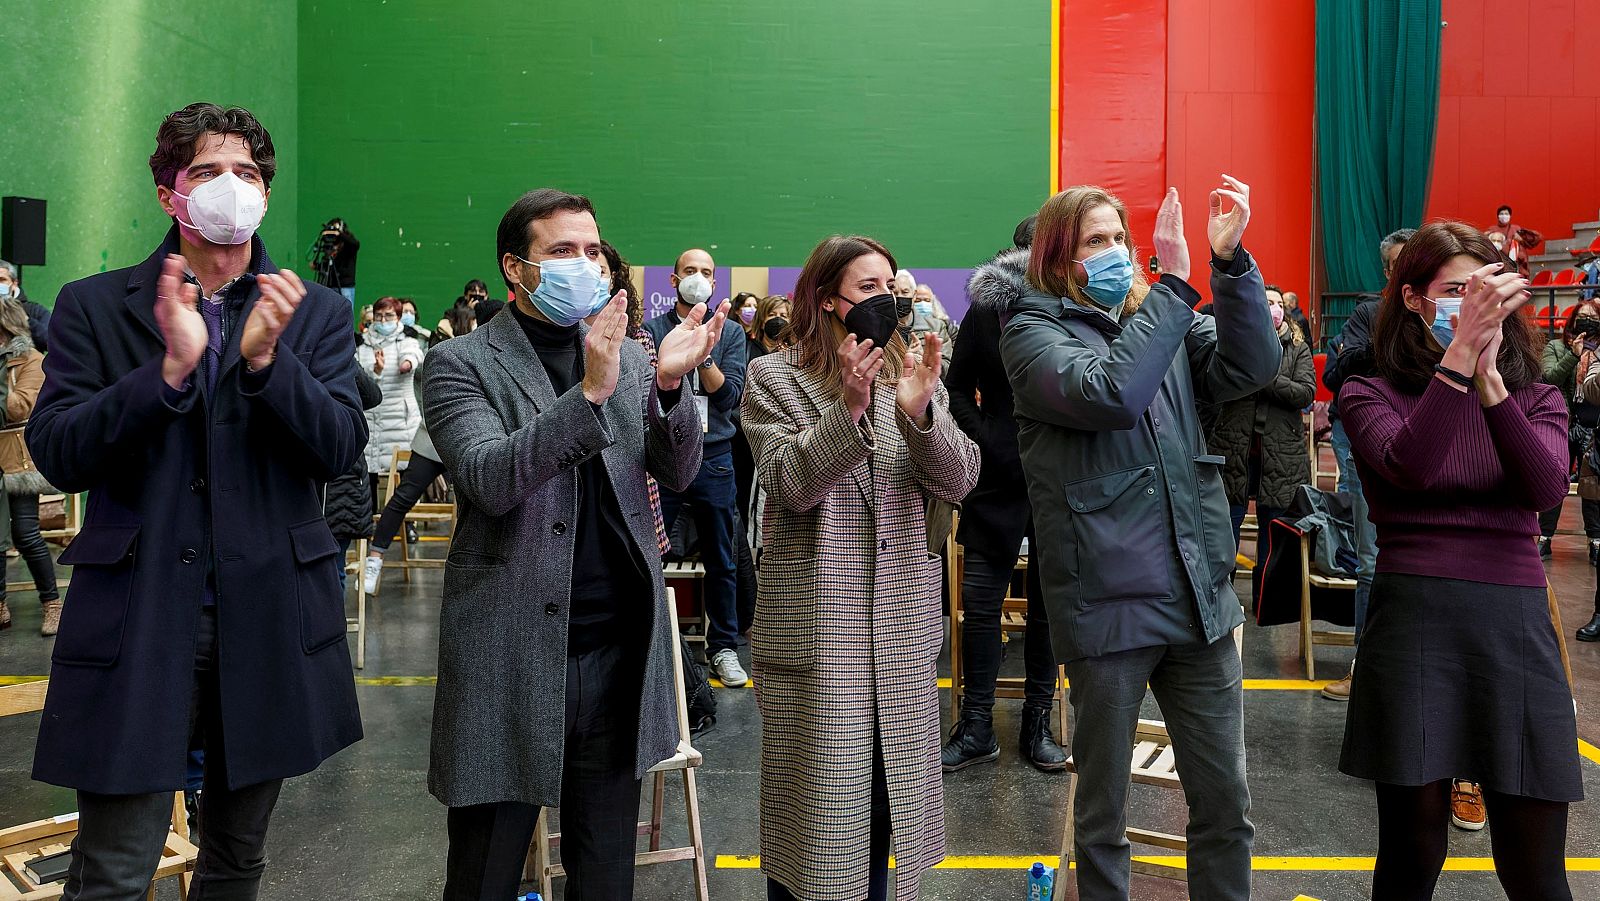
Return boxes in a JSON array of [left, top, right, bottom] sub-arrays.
[[1555, 269, 1579, 286], [1569, 234, 1600, 256], [1532, 270, 1555, 286]]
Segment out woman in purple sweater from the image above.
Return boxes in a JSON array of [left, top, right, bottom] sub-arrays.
[[1339, 221, 1580, 900]]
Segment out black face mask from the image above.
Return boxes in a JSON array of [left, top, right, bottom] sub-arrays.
[[894, 294, 913, 321], [1575, 317, 1600, 336], [841, 293, 900, 349], [763, 316, 789, 341]]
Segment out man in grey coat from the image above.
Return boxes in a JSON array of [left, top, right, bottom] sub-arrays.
[[422, 188, 726, 900], [982, 177, 1279, 901]]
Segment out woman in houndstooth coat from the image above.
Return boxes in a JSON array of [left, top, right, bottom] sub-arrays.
[[741, 235, 981, 901]]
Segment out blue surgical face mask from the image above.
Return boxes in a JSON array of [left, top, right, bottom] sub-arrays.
[[400, 312, 416, 328], [1074, 244, 1135, 310], [913, 301, 934, 317], [0, 285, 12, 299], [1430, 296, 1462, 348], [372, 320, 399, 337], [516, 255, 610, 327]]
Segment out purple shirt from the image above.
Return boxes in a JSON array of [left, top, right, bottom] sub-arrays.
[[1340, 375, 1570, 588]]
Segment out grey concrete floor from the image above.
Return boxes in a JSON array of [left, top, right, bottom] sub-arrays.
[[4, 514, 1600, 900]]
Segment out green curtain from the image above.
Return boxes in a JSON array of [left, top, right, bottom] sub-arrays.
[[1316, 0, 1442, 294]]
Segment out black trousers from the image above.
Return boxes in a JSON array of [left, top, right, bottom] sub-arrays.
[[371, 453, 448, 551], [443, 642, 645, 901], [960, 548, 1056, 715], [65, 608, 283, 901], [2, 492, 58, 601]]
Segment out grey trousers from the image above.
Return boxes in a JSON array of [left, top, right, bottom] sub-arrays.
[[1064, 636, 1254, 901]]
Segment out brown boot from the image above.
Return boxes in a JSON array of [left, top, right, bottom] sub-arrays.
[[0, 599, 11, 630], [40, 600, 62, 637]]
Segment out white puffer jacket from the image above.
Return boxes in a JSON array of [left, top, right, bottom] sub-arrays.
[[355, 328, 425, 472]]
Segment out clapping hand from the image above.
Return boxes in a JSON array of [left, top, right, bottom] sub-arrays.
[[657, 300, 730, 391], [1207, 174, 1251, 260], [837, 335, 885, 423], [582, 292, 629, 404], [241, 269, 307, 370], [898, 331, 941, 427], [1151, 188, 1190, 282], [155, 254, 207, 390]]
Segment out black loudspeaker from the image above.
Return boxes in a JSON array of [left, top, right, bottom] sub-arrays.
[[1, 197, 46, 266]]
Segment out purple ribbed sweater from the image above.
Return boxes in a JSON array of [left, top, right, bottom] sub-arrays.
[[1340, 375, 1570, 588]]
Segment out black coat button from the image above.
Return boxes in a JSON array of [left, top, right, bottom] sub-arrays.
[[545, 602, 559, 615], [190, 478, 206, 492], [552, 522, 567, 535], [180, 548, 198, 564], [879, 539, 888, 551]]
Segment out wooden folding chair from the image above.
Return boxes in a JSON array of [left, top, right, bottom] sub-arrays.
[[946, 518, 1069, 744], [662, 560, 708, 650], [1297, 532, 1356, 680], [1060, 718, 1187, 883], [346, 537, 370, 669], [0, 682, 197, 900], [374, 449, 454, 585], [525, 589, 709, 900]]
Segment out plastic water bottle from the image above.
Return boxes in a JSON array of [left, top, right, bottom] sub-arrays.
[[1027, 861, 1056, 900], [514, 893, 541, 901]]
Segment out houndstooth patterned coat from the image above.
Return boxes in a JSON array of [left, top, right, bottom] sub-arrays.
[[742, 348, 981, 901]]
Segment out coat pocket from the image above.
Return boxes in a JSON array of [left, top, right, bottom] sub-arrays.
[[1193, 454, 1238, 586], [52, 525, 141, 667], [288, 519, 347, 654], [1064, 465, 1170, 604], [752, 557, 817, 673]]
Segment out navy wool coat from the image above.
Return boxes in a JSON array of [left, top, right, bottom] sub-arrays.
[[26, 228, 366, 794]]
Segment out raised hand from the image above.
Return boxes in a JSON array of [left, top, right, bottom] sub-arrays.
[[1207, 174, 1251, 260], [1151, 188, 1190, 282], [657, 300, 731, 389], [372, 347, 385, 375], [582, 292, 629, 404], [155, 254, 207, 390], [836, 334, 885, 423], [241, 269, 307, 370], [897, 331, 941, 426], [1453, 262, 1530, 354]]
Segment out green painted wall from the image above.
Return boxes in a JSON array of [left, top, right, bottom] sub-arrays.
[[298, 0, 1050, 320], [0, 1, 298, 309]]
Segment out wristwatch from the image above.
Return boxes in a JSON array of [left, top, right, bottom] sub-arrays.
[[698, 357, 716, 370]]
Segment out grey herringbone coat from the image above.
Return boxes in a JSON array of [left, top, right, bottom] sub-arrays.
[[742, 349, 981, 901], [421, 308, 703, 807]]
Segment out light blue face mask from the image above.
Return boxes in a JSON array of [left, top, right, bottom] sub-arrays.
[[1430, 297, 1462, 348], [1075, 244, 1135, 310], [515, 255, 611, 327], [913, 301, 934, 317], [371, 320, 399, 337]]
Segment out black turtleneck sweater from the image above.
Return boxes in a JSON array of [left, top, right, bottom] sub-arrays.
[[512, 303, 648, 653]]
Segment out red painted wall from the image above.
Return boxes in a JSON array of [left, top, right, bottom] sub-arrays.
[[1426, 0, 1600, 243], [1056, 0, 1316, 305]]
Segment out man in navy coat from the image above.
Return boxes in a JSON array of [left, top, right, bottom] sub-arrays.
[[26, 102, 365, 900]]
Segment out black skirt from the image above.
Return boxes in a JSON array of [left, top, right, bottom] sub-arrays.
[[1340, 572, 1582, 802]]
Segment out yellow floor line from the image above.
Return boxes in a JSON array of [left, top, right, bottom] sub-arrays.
[[1580, 739, 1600, 766], [714, 854, 1600, 872]]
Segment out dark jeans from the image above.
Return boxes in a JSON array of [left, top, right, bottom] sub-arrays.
[[660, 447, 739, 653], [960, 548, 1055, 716], [1065, 637, 1253, 901], [65, 608, 283, 901], [1229, 504, 1285, 549], [443, 642, 645, 901], [2, 492, 58, 602], [371, 453, 448, 551], [766, 741, 890, 901], [1539, 497, 1600, 541]]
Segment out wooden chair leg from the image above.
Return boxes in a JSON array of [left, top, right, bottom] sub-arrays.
[[1055, 665, 1070, 748], [683, 768, 710, 901], [650, 771, 666, 852], [355, 538, 368, 669], [402, 519, 414, 584], [1059, 770, 1078, 872]]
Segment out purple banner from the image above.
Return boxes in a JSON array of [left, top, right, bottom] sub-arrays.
[[765, 267, 977, 322], [642, 267, 732, 322]]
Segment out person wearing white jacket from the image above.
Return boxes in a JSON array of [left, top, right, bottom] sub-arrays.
[[356, 297, 424, 510]]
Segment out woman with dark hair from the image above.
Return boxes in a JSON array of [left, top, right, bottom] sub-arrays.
[[1538, 298, 1600, 561], [734, 291, 761, 341], [1339, 221, 1578, 900], [430, 298, 477, 347], [0, 296, 57, 635], [742, 235, 980, 901]]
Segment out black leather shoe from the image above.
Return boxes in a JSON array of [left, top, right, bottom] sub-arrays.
[[1578, 614, 1600, 642], [1020, 708, 1068, 772], [1538, 536, 1553, 559], [1589, 540, 1599, 566], [941, 711, 999, 772]]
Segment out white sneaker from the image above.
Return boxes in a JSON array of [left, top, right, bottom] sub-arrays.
[[362, 555, 384, 595], [710, 649, 749, 687]]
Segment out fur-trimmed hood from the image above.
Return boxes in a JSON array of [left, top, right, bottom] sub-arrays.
[[966, 247, 1032, 314]]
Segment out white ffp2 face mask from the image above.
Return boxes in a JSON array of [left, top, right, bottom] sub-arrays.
[[173, 172, 266, 246], [677, 273, 713, 306]]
